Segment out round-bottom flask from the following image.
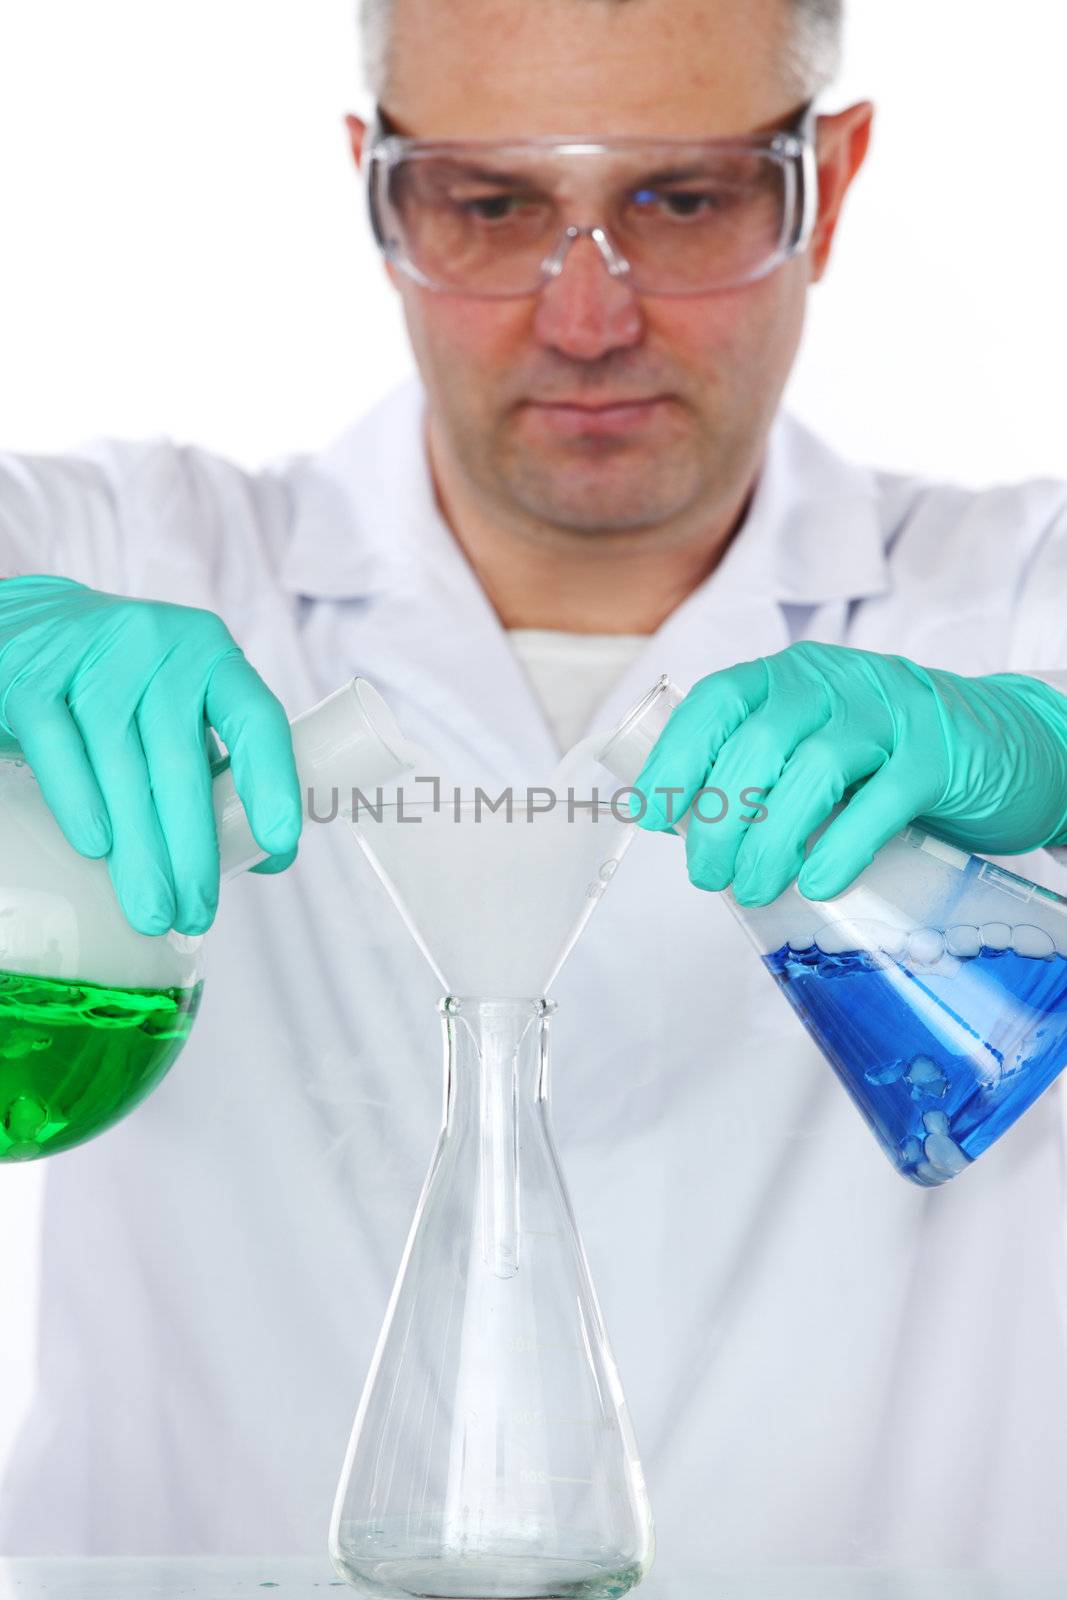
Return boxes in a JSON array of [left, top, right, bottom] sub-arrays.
[[330, 996, 654, 1600], [0, 677, 412, 1161]]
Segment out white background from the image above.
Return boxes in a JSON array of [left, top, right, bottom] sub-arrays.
[[1, 0, 1066, 1485]]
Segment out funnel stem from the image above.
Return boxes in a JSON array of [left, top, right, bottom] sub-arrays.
[[443, 999, 545, 1282], [480, 1018, 520, 1280]]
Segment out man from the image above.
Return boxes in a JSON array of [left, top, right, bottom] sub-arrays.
[[2, 0, 1067, 1579]]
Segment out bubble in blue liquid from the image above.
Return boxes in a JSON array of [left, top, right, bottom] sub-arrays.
[[866, 1058, 905, 1087], [924, 1129, 969, 1177], [906, 928, 945, 966], [905, 1055, 948, 1099], [946, 925, 982, 959]]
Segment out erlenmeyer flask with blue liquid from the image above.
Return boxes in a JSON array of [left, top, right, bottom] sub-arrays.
[[598, 677, 1067, 1187]]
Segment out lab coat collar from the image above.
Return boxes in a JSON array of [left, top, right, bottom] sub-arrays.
[[731, 407, 890, 607], [280, 380, 450, 600], [281, 376, 890, 610]]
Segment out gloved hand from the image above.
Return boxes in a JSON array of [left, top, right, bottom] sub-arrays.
[[0, 576, 302, 935], [632, 641, 1067, 906]]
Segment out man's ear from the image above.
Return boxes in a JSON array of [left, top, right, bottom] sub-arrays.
[[809, 101, 874, 283], [346, 113, 368, 171], [346, 113, 401, 290]]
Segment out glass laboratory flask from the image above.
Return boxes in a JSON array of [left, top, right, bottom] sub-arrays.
[[598, 677, 1067, 1188], [330, 797, 654, 1600], [0, 677, 413, 1162]]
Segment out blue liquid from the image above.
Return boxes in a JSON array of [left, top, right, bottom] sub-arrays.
[[763, 939, 1067, 1185]]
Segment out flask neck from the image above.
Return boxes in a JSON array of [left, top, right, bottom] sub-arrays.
[[214, 676, 415, 879], [440, 997, 552, 1113], [438, 996, 554, 1280]]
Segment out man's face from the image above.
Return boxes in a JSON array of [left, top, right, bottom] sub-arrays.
[[355, 0, 866, 539]]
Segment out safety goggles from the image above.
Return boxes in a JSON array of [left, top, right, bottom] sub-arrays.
[[365, 103, 819, 299]]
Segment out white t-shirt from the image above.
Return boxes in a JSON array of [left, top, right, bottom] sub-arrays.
[[508, 628, 649, 753]]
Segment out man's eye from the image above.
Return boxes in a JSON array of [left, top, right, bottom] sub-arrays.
[[632, 188, 733, 219], [455, 194, 530, 222]]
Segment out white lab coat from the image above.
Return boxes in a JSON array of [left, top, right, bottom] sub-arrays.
[[1, 379, 1067, 1576]]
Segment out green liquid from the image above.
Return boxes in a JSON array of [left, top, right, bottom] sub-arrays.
[[0, 968, 202, 1162]]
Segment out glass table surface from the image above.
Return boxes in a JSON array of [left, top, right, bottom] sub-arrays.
[[1, 1561, 1066, 1599]]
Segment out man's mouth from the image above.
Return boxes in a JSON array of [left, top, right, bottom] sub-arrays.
[[522, 395, 672, 436]]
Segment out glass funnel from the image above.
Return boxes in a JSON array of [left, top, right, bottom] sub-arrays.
[[0, 677, 413, 1162], [598, 676, 1067, 1188], [330, 796, 654, 1599]]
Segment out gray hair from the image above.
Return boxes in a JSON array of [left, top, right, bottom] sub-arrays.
[[358, 0, 844, 104]]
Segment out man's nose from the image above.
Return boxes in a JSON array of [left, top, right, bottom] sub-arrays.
[[531, 230, 644, 360]]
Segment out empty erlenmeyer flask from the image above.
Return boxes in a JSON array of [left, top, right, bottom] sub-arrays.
[[330, 796, 654, 1599], [0, 678, 412, 1162], [598, 676, 1067, 1187]]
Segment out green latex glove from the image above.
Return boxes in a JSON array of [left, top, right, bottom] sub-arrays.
[[0, 575, 301, 935], [632, 641, 1067, 906]]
